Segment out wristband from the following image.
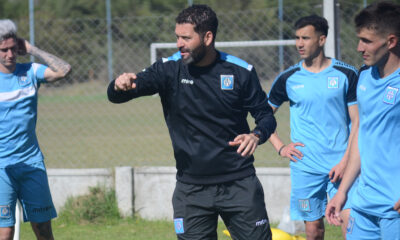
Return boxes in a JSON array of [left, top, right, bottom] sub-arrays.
[[278, 145, 285, 156]]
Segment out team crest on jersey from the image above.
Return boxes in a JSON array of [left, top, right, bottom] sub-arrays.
[[346, 216, 355, 234], [0, 206, 11, 218], [327, 77, 339, 88], [359, 84, 367, 91], [383, 86, 398, 105], [174, 218, 184, 234], [18, 75, 31, 87], [298, 199, 311, 212], [221, 75, 234, 90]]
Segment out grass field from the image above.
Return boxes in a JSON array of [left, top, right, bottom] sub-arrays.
[[16, 185, 343, 240], [19, 218, 343, 240], [19, 218, 230, 240], [36, 80, 291, 168]]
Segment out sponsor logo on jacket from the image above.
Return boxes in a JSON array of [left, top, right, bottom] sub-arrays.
[[181, 79, 194, 85]]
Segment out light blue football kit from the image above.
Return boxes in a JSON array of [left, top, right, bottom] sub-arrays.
[[268, 58, 358, 221], [0, 63, 56, 227], [347, 66, 400, 240]]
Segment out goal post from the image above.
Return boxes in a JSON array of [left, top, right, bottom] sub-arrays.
[[150, 39, 296, 65]]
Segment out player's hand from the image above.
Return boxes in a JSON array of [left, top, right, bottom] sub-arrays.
[[325, 192, 346, 226], [280, 142, 304, 162], [229, 133, 259, 157], [16, 38, 29, 56], [329, 160, 346, 183], [114, 73, 137, 91], [394, 199, 400, 214]]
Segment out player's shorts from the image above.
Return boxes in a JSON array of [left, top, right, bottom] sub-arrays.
[[290, 167, 353, 222], [0, 160, 57, 227], [172, 174, 272, 240], [347, 208, 400, 240]]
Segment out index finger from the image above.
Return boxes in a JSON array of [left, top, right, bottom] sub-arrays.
[[291, 148, 303, 158], [325, 206, 335, 224], [326, 206, 342, 226], [232, 134, 245, 142], [328, 169, 334, 180], [228, 140, 241, 146], [293, 142, 305, 147], [330, 172, 339, 183], [124, 72, 137, 79], [117, 72, 136, 80]]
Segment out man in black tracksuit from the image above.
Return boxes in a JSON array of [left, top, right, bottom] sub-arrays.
[[108, 5, 276, 240]]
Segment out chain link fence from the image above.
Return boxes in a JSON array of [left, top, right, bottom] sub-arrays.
[[13, 2, 366, 168]]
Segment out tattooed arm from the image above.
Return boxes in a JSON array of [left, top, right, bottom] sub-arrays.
[[18, 38, 71, 82]]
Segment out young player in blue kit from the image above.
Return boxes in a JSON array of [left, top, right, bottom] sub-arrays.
[[108, 5, 276, 240], [268, 15, 359, 239], [0, 20, 71, 240], [326, 2, 400, 239]]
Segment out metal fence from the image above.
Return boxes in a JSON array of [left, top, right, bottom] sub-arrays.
[[13, 2, 366, 168]]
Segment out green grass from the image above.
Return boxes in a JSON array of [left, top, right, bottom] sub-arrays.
[[19, 218, 233, 240], [19, 218, 343, 240], [36, 80, 291, 168], [17, 185, 343, 240], [18, 186, 233, 240], [58, 186, 121, 224]]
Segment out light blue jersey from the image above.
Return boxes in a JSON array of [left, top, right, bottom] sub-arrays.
[[352, 66, 400, 219], [0, 63, 47, 168], [269, 58, 358, 174]]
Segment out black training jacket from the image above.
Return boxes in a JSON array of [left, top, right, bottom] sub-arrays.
[[108, 51, 277, 184]]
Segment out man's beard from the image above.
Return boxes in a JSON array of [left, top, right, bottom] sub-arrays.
[[181, 43, 207, 65]]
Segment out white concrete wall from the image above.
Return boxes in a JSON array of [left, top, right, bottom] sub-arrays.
[[115, 167, 134, 217], [47, 167, 291, 223], [257, 168, 291, 222], [47, 168, 113, 211], [134, 167, 177, 220]]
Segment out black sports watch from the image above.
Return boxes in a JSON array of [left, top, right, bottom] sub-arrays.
[[251, 129, 262, 140]]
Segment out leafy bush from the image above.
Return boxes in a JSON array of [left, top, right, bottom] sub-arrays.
[[58, 186, 121, 224]]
